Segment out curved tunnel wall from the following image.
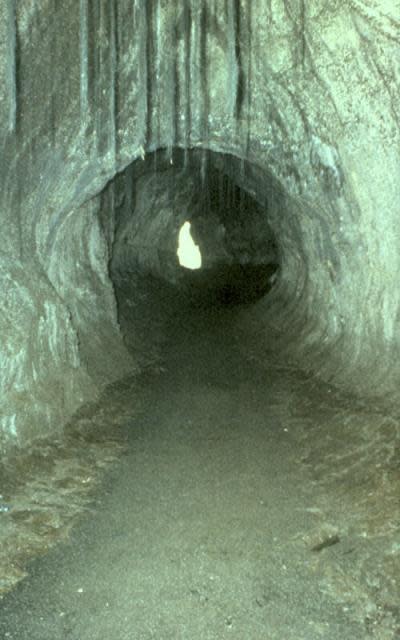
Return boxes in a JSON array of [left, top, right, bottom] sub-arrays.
[[0, 1, 399, 452]]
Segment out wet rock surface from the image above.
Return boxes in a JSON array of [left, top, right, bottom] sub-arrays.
[[1, 2, 400, 449]]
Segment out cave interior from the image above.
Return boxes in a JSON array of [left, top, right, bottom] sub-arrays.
[[0, 1, 399, 637]]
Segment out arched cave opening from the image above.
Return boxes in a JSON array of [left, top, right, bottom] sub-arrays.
[[0, 1, 399, 636], [108, 148, 281, 331]]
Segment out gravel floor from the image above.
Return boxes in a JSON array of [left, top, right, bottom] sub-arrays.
[[0, 299, 398, 639]]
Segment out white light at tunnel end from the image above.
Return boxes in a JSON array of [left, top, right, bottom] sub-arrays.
[[177, 221, 202, 270]]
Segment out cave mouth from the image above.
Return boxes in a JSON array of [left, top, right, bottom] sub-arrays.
[[177, 221, 202, 271], [110, 147, 281, 316]]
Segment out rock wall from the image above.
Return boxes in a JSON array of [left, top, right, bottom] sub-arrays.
[[0, 1, 399, 451]]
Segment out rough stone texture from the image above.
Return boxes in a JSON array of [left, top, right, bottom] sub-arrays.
[[0, 1, 399, 450], [0, 253, 90, 450]]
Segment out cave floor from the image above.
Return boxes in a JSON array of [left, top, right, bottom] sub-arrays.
[[0, 296, 399, 639]]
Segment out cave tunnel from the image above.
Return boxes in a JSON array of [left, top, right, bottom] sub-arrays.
[[0, 1, 399, 638], [110, 147, 280, 315]]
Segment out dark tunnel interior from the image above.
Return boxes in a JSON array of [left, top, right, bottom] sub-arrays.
[[0, 1, 399, 637], [109, 148, 281, 341]]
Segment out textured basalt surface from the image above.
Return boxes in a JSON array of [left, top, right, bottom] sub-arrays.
[[1, 1, 399, 450]]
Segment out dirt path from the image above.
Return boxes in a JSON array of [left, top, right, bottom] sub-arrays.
[[0, 307, 397, 639]]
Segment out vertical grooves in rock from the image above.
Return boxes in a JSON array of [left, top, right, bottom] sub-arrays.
[[109, 0, 118, 164], [246, 0, 252, 160], [168, 20, 179, 161], [145, 0, 153, 148], [6, 0, 17, 133], [79, 0, 89, 126], [225, 0, 239, 119], [49, 0, 57, 144], [199, 3, 208, 130], [189, 0, 199, 145], [183, 0, 192, 165], [154, 0, 162, 145], [93, 0, 102, 152], [300, 0, 306, 68], [137, 0, 149, 148], [200, 3, 209, 188]]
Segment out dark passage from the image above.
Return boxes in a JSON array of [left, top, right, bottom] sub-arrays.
[[109, 148, 280, 316]]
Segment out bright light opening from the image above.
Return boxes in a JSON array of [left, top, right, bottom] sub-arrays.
[[177, 221, 202, 270]]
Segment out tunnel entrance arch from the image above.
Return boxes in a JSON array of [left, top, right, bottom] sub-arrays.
[[110, 146, 281, 309]]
